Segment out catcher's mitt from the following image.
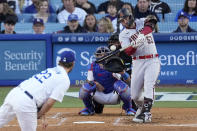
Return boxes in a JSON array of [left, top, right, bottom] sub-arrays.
[[145, 15, 158, 30], [104, 56, 125, 73]]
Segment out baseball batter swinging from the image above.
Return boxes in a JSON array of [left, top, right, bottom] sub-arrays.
[[0, 48, 76, 131], [118, 8, 160, 123]]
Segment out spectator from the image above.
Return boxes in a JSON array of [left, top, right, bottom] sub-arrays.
[[149, 0, 171, 21], [57, 14, 86, 33], [19, 0, 33, 11], [1, 16, 16, 34], [97, 0, 124, 14], [23, 0, 55, 13], [106, 3, 117, 22], [0, 1, 18, 31], [173, 11, 196, 33], [32, 18, 45, 34], [32, 0, 56, 23], [76, 0, 96, 14], [122, 2, 134, 14], [83, 14, 97, 32], [134, 0, 159, 21], [175, 0, 197, 22], [97, 17, 114, 33], [7, 0, 21, 14], [57, 0, 87, 25]]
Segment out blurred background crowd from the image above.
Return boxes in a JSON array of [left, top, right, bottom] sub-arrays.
[[0, 0, 197, 34]]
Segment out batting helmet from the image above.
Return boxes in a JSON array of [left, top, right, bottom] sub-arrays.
[[118, 8, 134, 27]]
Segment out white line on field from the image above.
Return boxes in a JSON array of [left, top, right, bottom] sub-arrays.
[[57, 118, 67, 126], [4, 112, 68, 127], [113, 117, 122, 125], [50, 112, 61, 119]]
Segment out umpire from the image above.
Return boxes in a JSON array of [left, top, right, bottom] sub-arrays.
[[107, 32, 133, 75]]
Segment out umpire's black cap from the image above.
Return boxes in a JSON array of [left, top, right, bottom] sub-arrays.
[[107, 32, 119, 44]]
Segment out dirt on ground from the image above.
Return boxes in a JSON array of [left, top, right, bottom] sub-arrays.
[[1, 107, 197, 131]]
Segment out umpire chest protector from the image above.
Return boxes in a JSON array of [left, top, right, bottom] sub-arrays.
[[91, 62, 117, 94]]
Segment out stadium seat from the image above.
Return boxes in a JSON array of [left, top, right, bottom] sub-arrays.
[[123, 0, 137, 6], [45, 23, 65, 33], [88, 0, 106, 9], [162, 0, 185, 4], [94, 14, 106, 20], [50, 0, 62, 12], [164, 13, 176, 22], [1, 23, 66, 34], [170, 4, 183, 13], [18, 13, 33, 23], [5, 23, 34, 34], [157, 22, 197, 33], [158, 22, 177, 33]]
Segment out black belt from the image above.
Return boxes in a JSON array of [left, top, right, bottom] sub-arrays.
[[24, 91, 33, 99]]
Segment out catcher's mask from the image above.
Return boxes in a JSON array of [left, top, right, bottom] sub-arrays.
[[104, 56, 125, 73], [118, 8, 134, 27], [95, 46, 111, 63], [107, 32, 121, 50]]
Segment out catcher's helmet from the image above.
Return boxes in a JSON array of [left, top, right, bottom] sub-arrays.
[[118, 8, 134, 27], [95, 46, 110, 58]]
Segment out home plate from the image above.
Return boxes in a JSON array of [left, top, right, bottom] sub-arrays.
[[73, 121, 105, 124]]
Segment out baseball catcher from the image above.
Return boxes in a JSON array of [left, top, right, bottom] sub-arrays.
[[79, 46, 136, 115]]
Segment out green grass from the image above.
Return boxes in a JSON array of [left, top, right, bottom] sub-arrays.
[[155, 87, 197, 93], [153, 101, 197, 108], [0, 87, 12, 105], [1, 86, 197, 108]]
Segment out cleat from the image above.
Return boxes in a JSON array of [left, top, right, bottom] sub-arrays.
[[79, 108, 94, 116], [133, 112, 152, 123], [125, 108, 136, 116]]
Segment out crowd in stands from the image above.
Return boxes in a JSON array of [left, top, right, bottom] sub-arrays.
[[0, 0, 197, 34]]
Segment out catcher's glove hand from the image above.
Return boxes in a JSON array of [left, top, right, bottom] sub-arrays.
[[145, 15, 157, 30], [104, 56, 125, 73]]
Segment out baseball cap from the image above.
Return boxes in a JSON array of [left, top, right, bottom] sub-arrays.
[[68, 14, 78, 21], [178, 11, 189, 19], [33, 18, 44, 25], [60, 48, 76, 63]]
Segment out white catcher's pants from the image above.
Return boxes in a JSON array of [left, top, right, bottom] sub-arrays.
[[93, 91, 120, 105], [0, 87, 37, 131]]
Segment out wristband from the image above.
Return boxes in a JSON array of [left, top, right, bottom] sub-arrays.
[[121, 72, 130, 81]]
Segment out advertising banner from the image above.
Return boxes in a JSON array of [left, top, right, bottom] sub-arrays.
[[52, 33, 197, 85], [53, 43, 106, 85], [0, 34, 52, 85]]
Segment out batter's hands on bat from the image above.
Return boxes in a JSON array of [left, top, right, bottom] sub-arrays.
[[130, 33, 146, 48]]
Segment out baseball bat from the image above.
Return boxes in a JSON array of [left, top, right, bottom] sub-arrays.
[[95, 43, 133, 63]]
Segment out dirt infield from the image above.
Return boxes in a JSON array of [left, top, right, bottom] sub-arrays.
[[1, 107, 197, 131]]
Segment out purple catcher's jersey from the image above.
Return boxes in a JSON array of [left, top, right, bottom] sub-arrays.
[[89, 62, 118, 94]]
